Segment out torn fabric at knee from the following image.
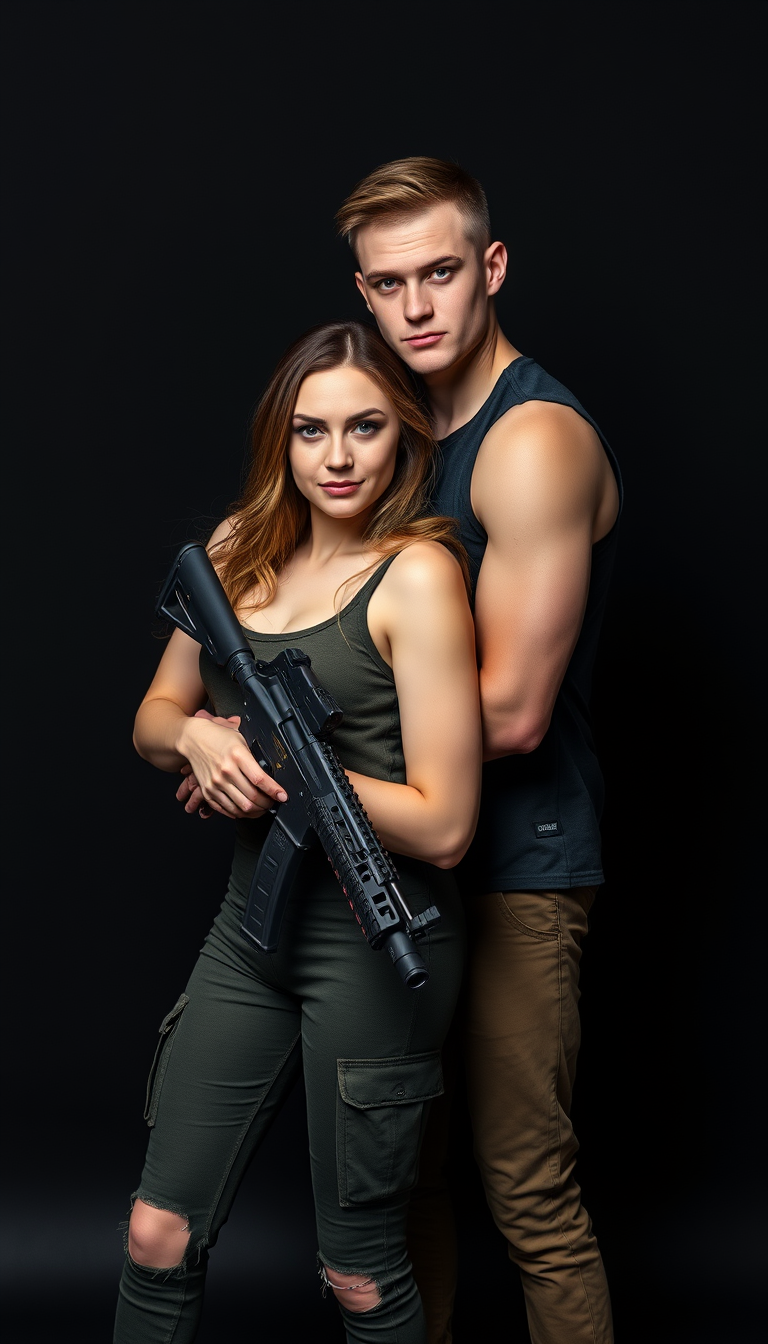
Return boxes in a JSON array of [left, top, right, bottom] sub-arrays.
[[317, 1256, 383, 1314], [123, 1192, 199, 1274]]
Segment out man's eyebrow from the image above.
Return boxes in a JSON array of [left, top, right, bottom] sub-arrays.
[[364, 254, 464, 282]]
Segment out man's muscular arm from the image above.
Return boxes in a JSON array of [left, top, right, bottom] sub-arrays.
[[472, 399, 618, 761]]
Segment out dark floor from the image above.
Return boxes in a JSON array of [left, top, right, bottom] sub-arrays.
[[4, 1083, 766, 1343], [4, 1160, 765, 1344], [3, 1278, 766, 1343]]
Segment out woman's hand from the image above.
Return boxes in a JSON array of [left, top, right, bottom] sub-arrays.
[[177, 768, 209, 817], [176, 712, 241, 818], [175, 710, 284, 820], [133, 626, 287, 820], [177, 757, 211, 819], [178, 710, 288, 820]]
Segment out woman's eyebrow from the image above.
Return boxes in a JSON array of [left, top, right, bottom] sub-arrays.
[[345, 407, 386, 422], [292, 408, 386, 425]]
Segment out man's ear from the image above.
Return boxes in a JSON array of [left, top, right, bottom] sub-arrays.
[[355, 271, 374, 313], [485, 241, 508, 297]]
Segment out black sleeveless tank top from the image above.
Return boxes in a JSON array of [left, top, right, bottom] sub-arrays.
[[430, 355, 623, 892]]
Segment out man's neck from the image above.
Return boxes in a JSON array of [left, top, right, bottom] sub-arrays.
[[425, 315, 521, 440]]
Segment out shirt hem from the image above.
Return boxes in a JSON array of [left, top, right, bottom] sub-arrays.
[[473, 868, 605, 892]]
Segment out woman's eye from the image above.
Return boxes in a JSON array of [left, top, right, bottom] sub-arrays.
[[299, 425, 322, 438], [354, 421, 378, 435]]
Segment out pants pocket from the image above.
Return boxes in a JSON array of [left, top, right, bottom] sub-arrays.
[[336, 1051, 444, 1207], [143, 993, 189, 1127]]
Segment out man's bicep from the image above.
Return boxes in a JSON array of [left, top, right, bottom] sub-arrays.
[[474, 522, 592, 680], [472, 484, 594, 756], [472, 404, 598, 674]]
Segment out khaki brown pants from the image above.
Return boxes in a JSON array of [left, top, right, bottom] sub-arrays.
[[408, 887, 613, 1344]]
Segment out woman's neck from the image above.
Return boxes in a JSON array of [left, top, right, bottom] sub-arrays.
[[297, 505, 375, 568]]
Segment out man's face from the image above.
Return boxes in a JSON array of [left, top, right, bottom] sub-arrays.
[[354, 201, 501, 380]]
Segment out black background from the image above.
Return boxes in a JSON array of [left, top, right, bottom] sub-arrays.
[[3, 4, 766, 1342]]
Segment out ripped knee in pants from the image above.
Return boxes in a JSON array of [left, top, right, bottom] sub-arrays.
[[320, 1262, 382, 1314], [127, 1197, 191, 1271]]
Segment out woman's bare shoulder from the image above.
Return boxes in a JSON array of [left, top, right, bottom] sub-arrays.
[[381, 540, 466, 602], [208, 516, 236, 547], [367, 540, 474, 663]]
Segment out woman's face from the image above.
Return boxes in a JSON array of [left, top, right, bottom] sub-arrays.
[[288, 366, 400, 523]]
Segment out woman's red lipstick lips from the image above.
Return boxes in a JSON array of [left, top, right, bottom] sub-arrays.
[[320, 481, 361, 495]]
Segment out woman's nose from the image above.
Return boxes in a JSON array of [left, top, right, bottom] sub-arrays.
[[324, 433, 354, 468]]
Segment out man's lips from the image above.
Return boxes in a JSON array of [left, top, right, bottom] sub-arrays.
[[403, 332, 445, 348]]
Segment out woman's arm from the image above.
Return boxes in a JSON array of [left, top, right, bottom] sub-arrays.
[[133, 545, 289, 820], [347, 543, 482, 869]]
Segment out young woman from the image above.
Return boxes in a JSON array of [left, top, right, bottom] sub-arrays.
[[114, 320, 482, 1343]]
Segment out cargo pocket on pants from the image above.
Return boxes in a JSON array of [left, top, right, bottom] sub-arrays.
[[336, 1051, 444, 1207], [143, 993, 189, 1127]]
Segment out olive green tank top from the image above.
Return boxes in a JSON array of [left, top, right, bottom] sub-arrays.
[[199, 554, 406, 785]]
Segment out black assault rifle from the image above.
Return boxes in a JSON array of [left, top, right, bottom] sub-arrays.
[[155, 543, 440, 988]]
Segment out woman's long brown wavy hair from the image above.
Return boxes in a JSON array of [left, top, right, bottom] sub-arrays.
[[211, 320, 470, 612]]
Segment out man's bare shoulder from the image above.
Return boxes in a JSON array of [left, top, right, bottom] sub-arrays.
[[472, 399, 614, 536], [480, 398, 603, 467]]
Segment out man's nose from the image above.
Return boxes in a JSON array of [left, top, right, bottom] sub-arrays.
[[403, 282, 433, 323]]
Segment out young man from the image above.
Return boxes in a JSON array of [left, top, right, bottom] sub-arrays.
[[334, 158, 620, 1344]]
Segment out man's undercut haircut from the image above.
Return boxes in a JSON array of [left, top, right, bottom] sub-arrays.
[[335, 156, 491, 260]]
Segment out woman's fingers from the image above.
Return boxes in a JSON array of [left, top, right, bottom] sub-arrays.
[[182, 713, 289, 818], [203, 746, 288, 818], [193, 709, 241, 728], [221, 773, 288, 817], [176, 772, 208, 815]]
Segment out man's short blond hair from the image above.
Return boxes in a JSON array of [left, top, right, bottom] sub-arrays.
[[335, 156, 491, 259]]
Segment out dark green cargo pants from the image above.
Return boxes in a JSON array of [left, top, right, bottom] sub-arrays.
[[114, 836, 465, 1343]]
